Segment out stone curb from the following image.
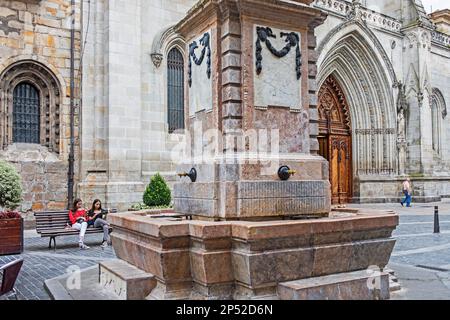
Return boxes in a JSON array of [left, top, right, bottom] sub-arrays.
[[44, 265, 99, 300]]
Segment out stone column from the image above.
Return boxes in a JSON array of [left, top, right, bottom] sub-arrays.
[[80, 0, 145, 209], [79, 0, 109, 203], [402, 25, 433, 176], [173, 0, 329, 221]]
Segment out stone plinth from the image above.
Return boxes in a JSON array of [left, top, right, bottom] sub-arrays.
[[108, 209, 398, 300], [278, 270, 390, 300], [99, 260, 156, 300], [172, 0, 330, 220]]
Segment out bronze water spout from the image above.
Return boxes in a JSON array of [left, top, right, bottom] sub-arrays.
[[177, 168, 197, 182], [278, 166, 296, 181]]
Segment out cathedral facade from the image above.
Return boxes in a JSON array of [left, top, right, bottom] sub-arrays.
[[1, 0, 449, 214]]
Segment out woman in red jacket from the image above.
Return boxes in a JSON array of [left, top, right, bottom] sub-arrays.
[[69, 198, 90, 249]]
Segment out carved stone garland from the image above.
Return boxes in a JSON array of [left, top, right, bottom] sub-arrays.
[[188, 32, 211, 87], [255, 27, 302, 80]]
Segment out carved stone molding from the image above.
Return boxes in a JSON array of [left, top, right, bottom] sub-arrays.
[[317, 20, 398, 85], [313, 0, 402, 33], [432, 30, 450, 48], [432, 88, 447, 119], [0, 60, 62, 152], [318, 28, 398, 176], [150, 53, 163, 68], [151, 25, 186, 69], [355, 128, 396, 135]]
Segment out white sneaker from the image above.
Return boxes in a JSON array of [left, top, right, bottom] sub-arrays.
[[79, 243, 90, 250], [101, 241, 108, 249]]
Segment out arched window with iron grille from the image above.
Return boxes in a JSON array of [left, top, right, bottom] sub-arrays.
[[167, 47, 185, 133], [13, 82, 40, 144]]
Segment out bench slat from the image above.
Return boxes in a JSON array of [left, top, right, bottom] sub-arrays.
[[36, 220, 70, 224], [39, 229, 109, 237]]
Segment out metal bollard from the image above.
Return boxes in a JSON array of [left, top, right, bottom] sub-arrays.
[[434, 206, 440, 234]]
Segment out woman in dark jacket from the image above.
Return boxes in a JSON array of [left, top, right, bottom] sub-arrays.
[[87, 199, 111, 248]]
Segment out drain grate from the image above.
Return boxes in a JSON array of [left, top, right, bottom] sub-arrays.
[[415, 265, 450, 272]]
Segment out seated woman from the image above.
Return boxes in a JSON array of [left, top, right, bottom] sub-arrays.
[[87, 199, 111, 248], [69, 199, 90, 250]]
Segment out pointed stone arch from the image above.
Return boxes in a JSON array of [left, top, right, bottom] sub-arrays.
[[430, 88, 447, 155], [318, 75, 353, 204], [432, 88, 447, 119], [318, 20, 398, 85], [317, 21, 397, 186], [151, 25, 186, 68]]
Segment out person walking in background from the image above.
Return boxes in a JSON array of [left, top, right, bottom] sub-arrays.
[[69, 199, 90, 249], [400, 178, 412, 207]]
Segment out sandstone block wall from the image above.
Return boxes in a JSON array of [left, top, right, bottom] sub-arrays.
[[0, 0, 81, 219]]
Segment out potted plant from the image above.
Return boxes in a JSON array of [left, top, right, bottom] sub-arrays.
[[0, 160, 23, 256]]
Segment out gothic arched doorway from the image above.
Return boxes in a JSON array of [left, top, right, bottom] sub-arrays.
[[318, 75, 352, 204]]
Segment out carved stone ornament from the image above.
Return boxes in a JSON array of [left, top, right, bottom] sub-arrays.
[[151, 53, 163, 68], [255, 26, 302, 80], [188, 32, 211, 87], [347, 0, 362, 22], [396, 82, 408, 114]]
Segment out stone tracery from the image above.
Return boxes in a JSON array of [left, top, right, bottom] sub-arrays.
[[318, 24, 397, 177]]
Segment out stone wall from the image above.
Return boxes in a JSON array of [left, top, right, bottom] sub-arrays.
[[79, 0, 195, 210], [314, 0, 450, 203], [0, 144, 67, 228], [0, 0, 81, 223]]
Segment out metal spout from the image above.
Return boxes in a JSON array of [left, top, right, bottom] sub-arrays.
[[278, 166, 296, 181], [177, 168, 197, 183]]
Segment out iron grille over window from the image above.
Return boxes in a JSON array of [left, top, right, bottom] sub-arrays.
[[13, 83, 40, 144], [167, 48, 185, 133]]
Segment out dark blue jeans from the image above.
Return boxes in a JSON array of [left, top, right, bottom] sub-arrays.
[[401, 190, 412, 207]]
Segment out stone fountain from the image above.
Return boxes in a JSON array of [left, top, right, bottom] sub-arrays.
[[103, 0, 398, 300]]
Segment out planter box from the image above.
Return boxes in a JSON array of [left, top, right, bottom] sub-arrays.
[[0, 218, 24, 256]]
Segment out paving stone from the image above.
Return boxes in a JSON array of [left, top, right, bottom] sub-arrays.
[[349, 202, 450, 299], [0, 233, 115, 300]]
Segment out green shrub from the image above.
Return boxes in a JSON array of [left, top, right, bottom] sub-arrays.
[[0, 160, 23, 210], [143, 173, 171, 207]]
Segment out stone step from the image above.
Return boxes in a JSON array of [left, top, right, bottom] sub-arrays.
[[99, 260, 156, 300], [384, 268, 396, 276], [389, 279, 402, 292], [277, 270, 390, 300], [385, 268, 401, 292]]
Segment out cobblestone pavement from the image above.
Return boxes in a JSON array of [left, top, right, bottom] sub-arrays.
[[348, 200, 450, 299], [0, 232, 116, 300]]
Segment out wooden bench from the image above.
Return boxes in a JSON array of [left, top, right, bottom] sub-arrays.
[[34, 210, 116, 250]]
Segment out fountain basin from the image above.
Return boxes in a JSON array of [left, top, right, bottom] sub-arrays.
[[108, 209, 398, 300]]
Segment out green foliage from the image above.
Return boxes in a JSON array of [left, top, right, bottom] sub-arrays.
[[131, 203, 152, 211], [143, 173, 171, 207], [0, 160, 23, 210], [130, 203, 173, 211]]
